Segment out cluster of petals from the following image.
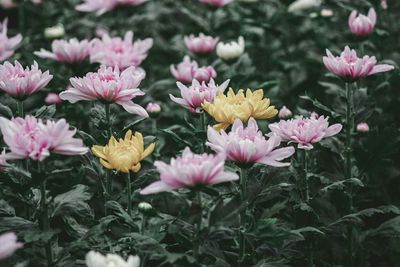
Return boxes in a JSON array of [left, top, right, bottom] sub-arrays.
[[216, 36, 245, 61], [268, 113, 342, 150], [76, 0, 147, 16], [348, 8, 376, 37], [0, 116, 88, 161], [92, 130, 155, 173], [323, 46, 394, 81], [0, 60, 53, 99], [60, 65, 148, 117], [34, 38, 91, 63], [199, 0, 233, 7], [86, 251, 140, 267], [0, 232, 23, 260], [90, 31, 153, 69], [0, 18, 22, 62], [207, 118, 295, 166], [140, 147, 239, 195], [170, 56, 216, 84], [170, 78, 230, 113], [202, 88, 278, 131], [184, 33, 219, 53]]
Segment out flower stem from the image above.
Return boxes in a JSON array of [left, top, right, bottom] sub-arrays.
[[193, 191, 202, 260], [17, 100, 24, 117], [18, 0, 25, 36], [302, 149, 309, 202], [127, 172, 132, 216], [39, 164, 53, 267], [238, 168, 248, 267], [200, 112, 207, 152], [104, 103, 112, 137]]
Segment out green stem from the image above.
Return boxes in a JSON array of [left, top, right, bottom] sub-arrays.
[[200, 112, 207, 152], [193, 191, 202, 260], [127, 172, 132, 216], [39, 164, 53, 267], [307, 238, 314, 267], [302, 149, 309, 202], [238, 168, 248, 267], [17, 100, 24, 117], [18, 0, 25, 36], [104, 103, 112, 137], [151, 119, 157, 136]]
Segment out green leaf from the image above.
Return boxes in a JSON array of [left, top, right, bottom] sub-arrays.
[[51, 185, 93, 219], [34, 105, 56, 119], [299, 94, 340, 118], [0, 102, 13, 118], [161, 128, 192, 147], [320, 178, 364, 193]]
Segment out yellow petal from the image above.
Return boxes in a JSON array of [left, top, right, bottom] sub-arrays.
[[131, 163, 141, 173], [109, 136, 118, 146], [142, 143, 155, 159], [124, 129, 133, 140], [100, 158, 114, 170], [91, 145, 106, 159]]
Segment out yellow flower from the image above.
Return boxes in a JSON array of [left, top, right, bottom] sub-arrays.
[[91, 130, 155, 173], [202, 88, 278, 131]]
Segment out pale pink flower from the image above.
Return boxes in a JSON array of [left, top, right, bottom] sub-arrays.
[[268, 114, 342, 150], [170, 56, 217, 83], [193, 66, 217, 83], [60, 65, 148, 117], [90, 31, 153, 69], [146, 102, 161, 113], [170, 78, 229, 113], [199, 0, 233, 7], [34, 38, 90, 63], [348, 8, 376, 37], [0, 0, 16, 9], [140, 147, 239, 195], [207, 118, 295, 166], [0, 18, 22, 62], [0, 232, 23, 260], [381, 0, 388, 10], [0, 116, 88, 161], [45, 93, 62, 105], [0, 61, 53, 99], [278, 106, 292, 119], [76, 0, 147, 15], [323, 46, 394, 81], [184, 33, 219, 53], [356, 122, 369, 133]]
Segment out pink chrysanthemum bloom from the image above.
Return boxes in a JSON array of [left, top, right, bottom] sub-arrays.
[[170, 78, 230, 113], [0, 232, 23, 260], [0, 18, 22, 62], [199, 0, 233, 7], [207, 118, 295, 166], [170, 56, 217, 83], [60, 65, 148, 117], [323, 46, 394, 81], [0, 116, 88, 161], [140, 147, 239, 195], [90, 31, 153, 69], [0, 61, 53, 99], [348, 8, 376, 37], [76, 0, 147, 15], [184, 33, 219, 53], [34, 38, 90, 63], [268, 114, 342, 150]]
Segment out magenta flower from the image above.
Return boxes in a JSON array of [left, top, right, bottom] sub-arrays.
[[170, 56, 217, 83], [0, 116, 88, 161], [34, 38, 90, 63], [348, 8, 376, 37], [323, 46, 394, 81], [207, 118, 295, 166], [60, 65, 148, 117], [170, 78, 229, 113], [0, 232, 23, 260], [199, 0, 233, 7], [140, 147, 239, 195], [90, 31, 153, 69], [268, 114, 342, 150], [0, 18, 22, 62], [0, 61, 53, 99], [76, 0, 147, 15], [45, 93, 62, 105], [184, 33, 219, 53]]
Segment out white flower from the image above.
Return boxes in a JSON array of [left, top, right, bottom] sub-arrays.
[[216, 36, 245, 61], [288, 0, 321, 13], [44, 24, 65, 39], [86, 251, 140, 267]]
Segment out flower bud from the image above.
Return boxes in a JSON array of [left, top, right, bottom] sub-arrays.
[[45, 93, 62, 105], [320, 8, 333, 17], [278, 106, 292, 119], [216, 36, 245, 61], [356, 122, 369, 133], [44, 24, 65, 39], [138, 202, 153, 214]]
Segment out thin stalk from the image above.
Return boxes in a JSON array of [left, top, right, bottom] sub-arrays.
[[104, 103, 112, 137], [151, 119, 157, 136], [238, 168, 248, 267], [307, 238, 314, 267], [39, 164, 53, 267], [126, 172, 132, 216], [17, 100, 24, 117], [18, 0, 25, 36], [302, 150, 313, 267], [302, 149, 309, 202], [200, 112, 207, 152], [193, 191, 202, 260]]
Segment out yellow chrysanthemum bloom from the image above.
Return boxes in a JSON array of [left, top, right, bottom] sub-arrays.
[[91, 130, 155, 173], [202, 88, 278, 131]]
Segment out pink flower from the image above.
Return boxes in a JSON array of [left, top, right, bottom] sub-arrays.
[[34, 38, 90, 63], [199, 0, 233, 7], [45, 93, 62, 105], [60, 65, 148, 117], [0, 232, 23, 260], [170, 78, 229, 113], [323, 46, 394, 81], [356, 122, 369, 133], [268, 114, 342, 150], [170, 56, 217, 83], [90, 31, 153, 69], [146, 102, 161, 113], [140, 147, 238, 195], [278, 106, 292, 119], [348, 8, 376, 37], [381, 0, 388, 10], [207, 118, 295, 166], [184, 33, 219, 53], [0, 61, 53, 99], [0, 150, 7, 172], [0, 18, 22, 61], [76, 0, 147, 15]]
